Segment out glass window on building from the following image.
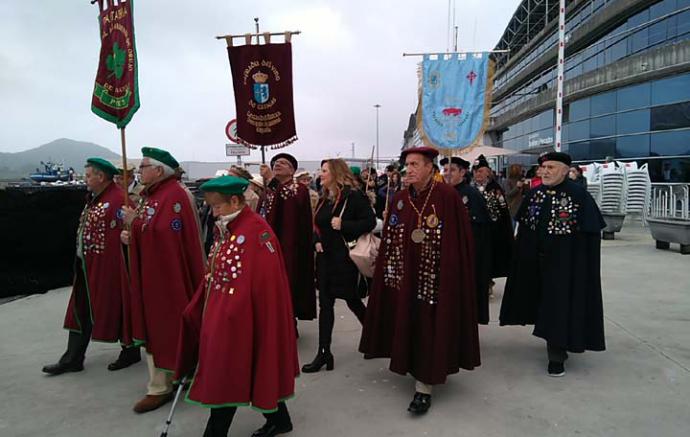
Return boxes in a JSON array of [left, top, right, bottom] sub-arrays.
[[651, 102, 690, 130], [677, 8, 690, 37], [569, 97, 590, 121], [591, 114, 617, 138], [568, 119, 590, 142], [617, 109, 651, 135], [616, 134, 651, 158], [617, 82, 651, 111], [590, 138, 617, 160], [652, 73, 690, 105], [591, 91, 617, 116], [648, 157, 690, 183], [651, 129, 690, 156], [650, 0, 676, 20], [569, 141, 590, 161]]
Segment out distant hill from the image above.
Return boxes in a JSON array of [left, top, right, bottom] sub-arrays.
[[0, 138, 120, 179]]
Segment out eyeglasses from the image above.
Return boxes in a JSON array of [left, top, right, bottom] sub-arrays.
[[138, 164, 153, 170]]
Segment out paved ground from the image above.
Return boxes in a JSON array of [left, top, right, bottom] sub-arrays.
[[1, 224, 689, 437]]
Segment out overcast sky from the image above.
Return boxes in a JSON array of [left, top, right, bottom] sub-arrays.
[[0, 0, 517, 163]]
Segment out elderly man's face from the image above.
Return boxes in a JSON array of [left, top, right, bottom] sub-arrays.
[[541, 161, 570, 186], [474, 167, 491, 184], [84, 166, 105, 192], [272, 158, 295, 179], [404, 153, 433, 186]]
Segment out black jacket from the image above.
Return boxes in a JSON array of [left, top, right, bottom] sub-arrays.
[[314, 187, 376, 299]]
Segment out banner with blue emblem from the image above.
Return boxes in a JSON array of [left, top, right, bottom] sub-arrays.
[[227, 43, 297, 149], [417, 53, 494, 152]]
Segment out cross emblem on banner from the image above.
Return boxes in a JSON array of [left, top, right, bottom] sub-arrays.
[[467, 71, 477, 85]]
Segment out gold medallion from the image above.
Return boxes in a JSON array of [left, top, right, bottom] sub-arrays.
[[426, 213, 439, 228], [411, 228, 426, 243]]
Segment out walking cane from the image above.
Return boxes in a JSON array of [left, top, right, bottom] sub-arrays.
[[160, 376, 187, 437]]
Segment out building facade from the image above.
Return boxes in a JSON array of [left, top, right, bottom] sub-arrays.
[[489, 0, 690, 182]]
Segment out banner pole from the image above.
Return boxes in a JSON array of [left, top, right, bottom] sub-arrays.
[[120, 127, 129, 206], [554, 0, 566, 152]]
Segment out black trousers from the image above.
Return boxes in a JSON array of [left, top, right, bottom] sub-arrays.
[[547, 343, 569, 364], [318, 291, 366, 348], [203, 402, 291, 437]]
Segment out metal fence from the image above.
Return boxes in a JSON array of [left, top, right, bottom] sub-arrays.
[[649, 183, 690, 220]]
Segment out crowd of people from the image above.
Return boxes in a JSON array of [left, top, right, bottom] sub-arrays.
[[41, 145, 607, 437]]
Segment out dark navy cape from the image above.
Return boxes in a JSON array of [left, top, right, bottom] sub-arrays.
[[499, 179, 606, 352], [454, 182, 492, 325]]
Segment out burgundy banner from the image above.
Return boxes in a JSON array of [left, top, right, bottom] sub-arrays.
[[91, 0, 140, 129], [228, 43, 297, 149]]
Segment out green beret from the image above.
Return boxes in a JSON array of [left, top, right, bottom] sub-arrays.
[[86, 157, 118, 176], [200, 175, 249, 195], [350, 166, 361, 176], [141, 146, 179, 169]]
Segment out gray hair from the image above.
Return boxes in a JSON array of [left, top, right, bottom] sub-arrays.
[[147, 157, 175, 177]]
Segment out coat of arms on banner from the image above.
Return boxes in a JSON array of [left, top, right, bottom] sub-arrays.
[[252, 71, 270, 104], [228, 43, 297, 150], [416, 53, 494, 152]]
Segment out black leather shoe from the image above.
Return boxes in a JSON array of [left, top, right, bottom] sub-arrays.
[[251, 421, 293, 437], [107, 349, 141, 371], [301, 348, 334, 373], [42, 361, 84, 375], [407, 392, 432, 415]]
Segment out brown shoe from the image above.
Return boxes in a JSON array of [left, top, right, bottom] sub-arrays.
[[132, 393, 173, 414]]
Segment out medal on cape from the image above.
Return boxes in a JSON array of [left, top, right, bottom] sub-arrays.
[[173, 202, 182, 213], [397, 200, 404, 210], [426, 213, 439, 228], [408, 180, 436, 244], [411, 228, 426, 243]]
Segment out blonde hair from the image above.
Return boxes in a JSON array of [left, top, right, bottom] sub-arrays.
[[322, 158, 358, 200]]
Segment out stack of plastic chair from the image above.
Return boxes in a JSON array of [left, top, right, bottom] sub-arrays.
[[599, 163, 626, 213], [622, 162, 651, 220], [583, 163, 602, 206]]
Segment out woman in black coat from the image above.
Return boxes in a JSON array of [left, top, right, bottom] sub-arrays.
[[302, 158, 376, 373]]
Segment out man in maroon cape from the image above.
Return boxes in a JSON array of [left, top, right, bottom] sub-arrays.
[[42, 158, 139, 375], [360, 146, 480, 415], [175, 175, 299, 437], [121, 147, 205, 414], [257, 153, 316, 322]]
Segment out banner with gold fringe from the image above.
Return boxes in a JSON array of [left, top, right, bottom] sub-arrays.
[[416, 53, 493, 154], [227, 43, 297, 150]]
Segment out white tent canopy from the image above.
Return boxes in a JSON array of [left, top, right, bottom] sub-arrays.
[[452, 145, 517, 163]]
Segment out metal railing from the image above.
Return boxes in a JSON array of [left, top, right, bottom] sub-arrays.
[[649, 183, 690, 220]]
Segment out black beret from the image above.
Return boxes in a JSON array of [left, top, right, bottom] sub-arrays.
[[450, 156, 470, 169], [538, 152, 572, 166]]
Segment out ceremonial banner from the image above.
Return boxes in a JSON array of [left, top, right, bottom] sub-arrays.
[[91, 0, 140, 129], [228, 43, 297, 149], [417, 53, 493, 152]]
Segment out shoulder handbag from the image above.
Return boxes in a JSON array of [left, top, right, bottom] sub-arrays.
[[338, 196, 380, 278]]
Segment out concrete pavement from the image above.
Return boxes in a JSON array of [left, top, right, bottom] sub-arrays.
[[0, 224, 688, 437]]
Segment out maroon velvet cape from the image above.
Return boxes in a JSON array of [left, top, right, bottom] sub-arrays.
[[64, 181, 130, 342], [359, 181, 480, 385], [175, 206, 299, 412], [257, 179, 316, 320], [127, 177, 205, 371]]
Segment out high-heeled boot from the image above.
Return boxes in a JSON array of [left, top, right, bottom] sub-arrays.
[[301, 347, 334, 373]]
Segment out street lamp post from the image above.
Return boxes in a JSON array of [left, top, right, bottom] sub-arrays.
[[374, 104, 381, 169]]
